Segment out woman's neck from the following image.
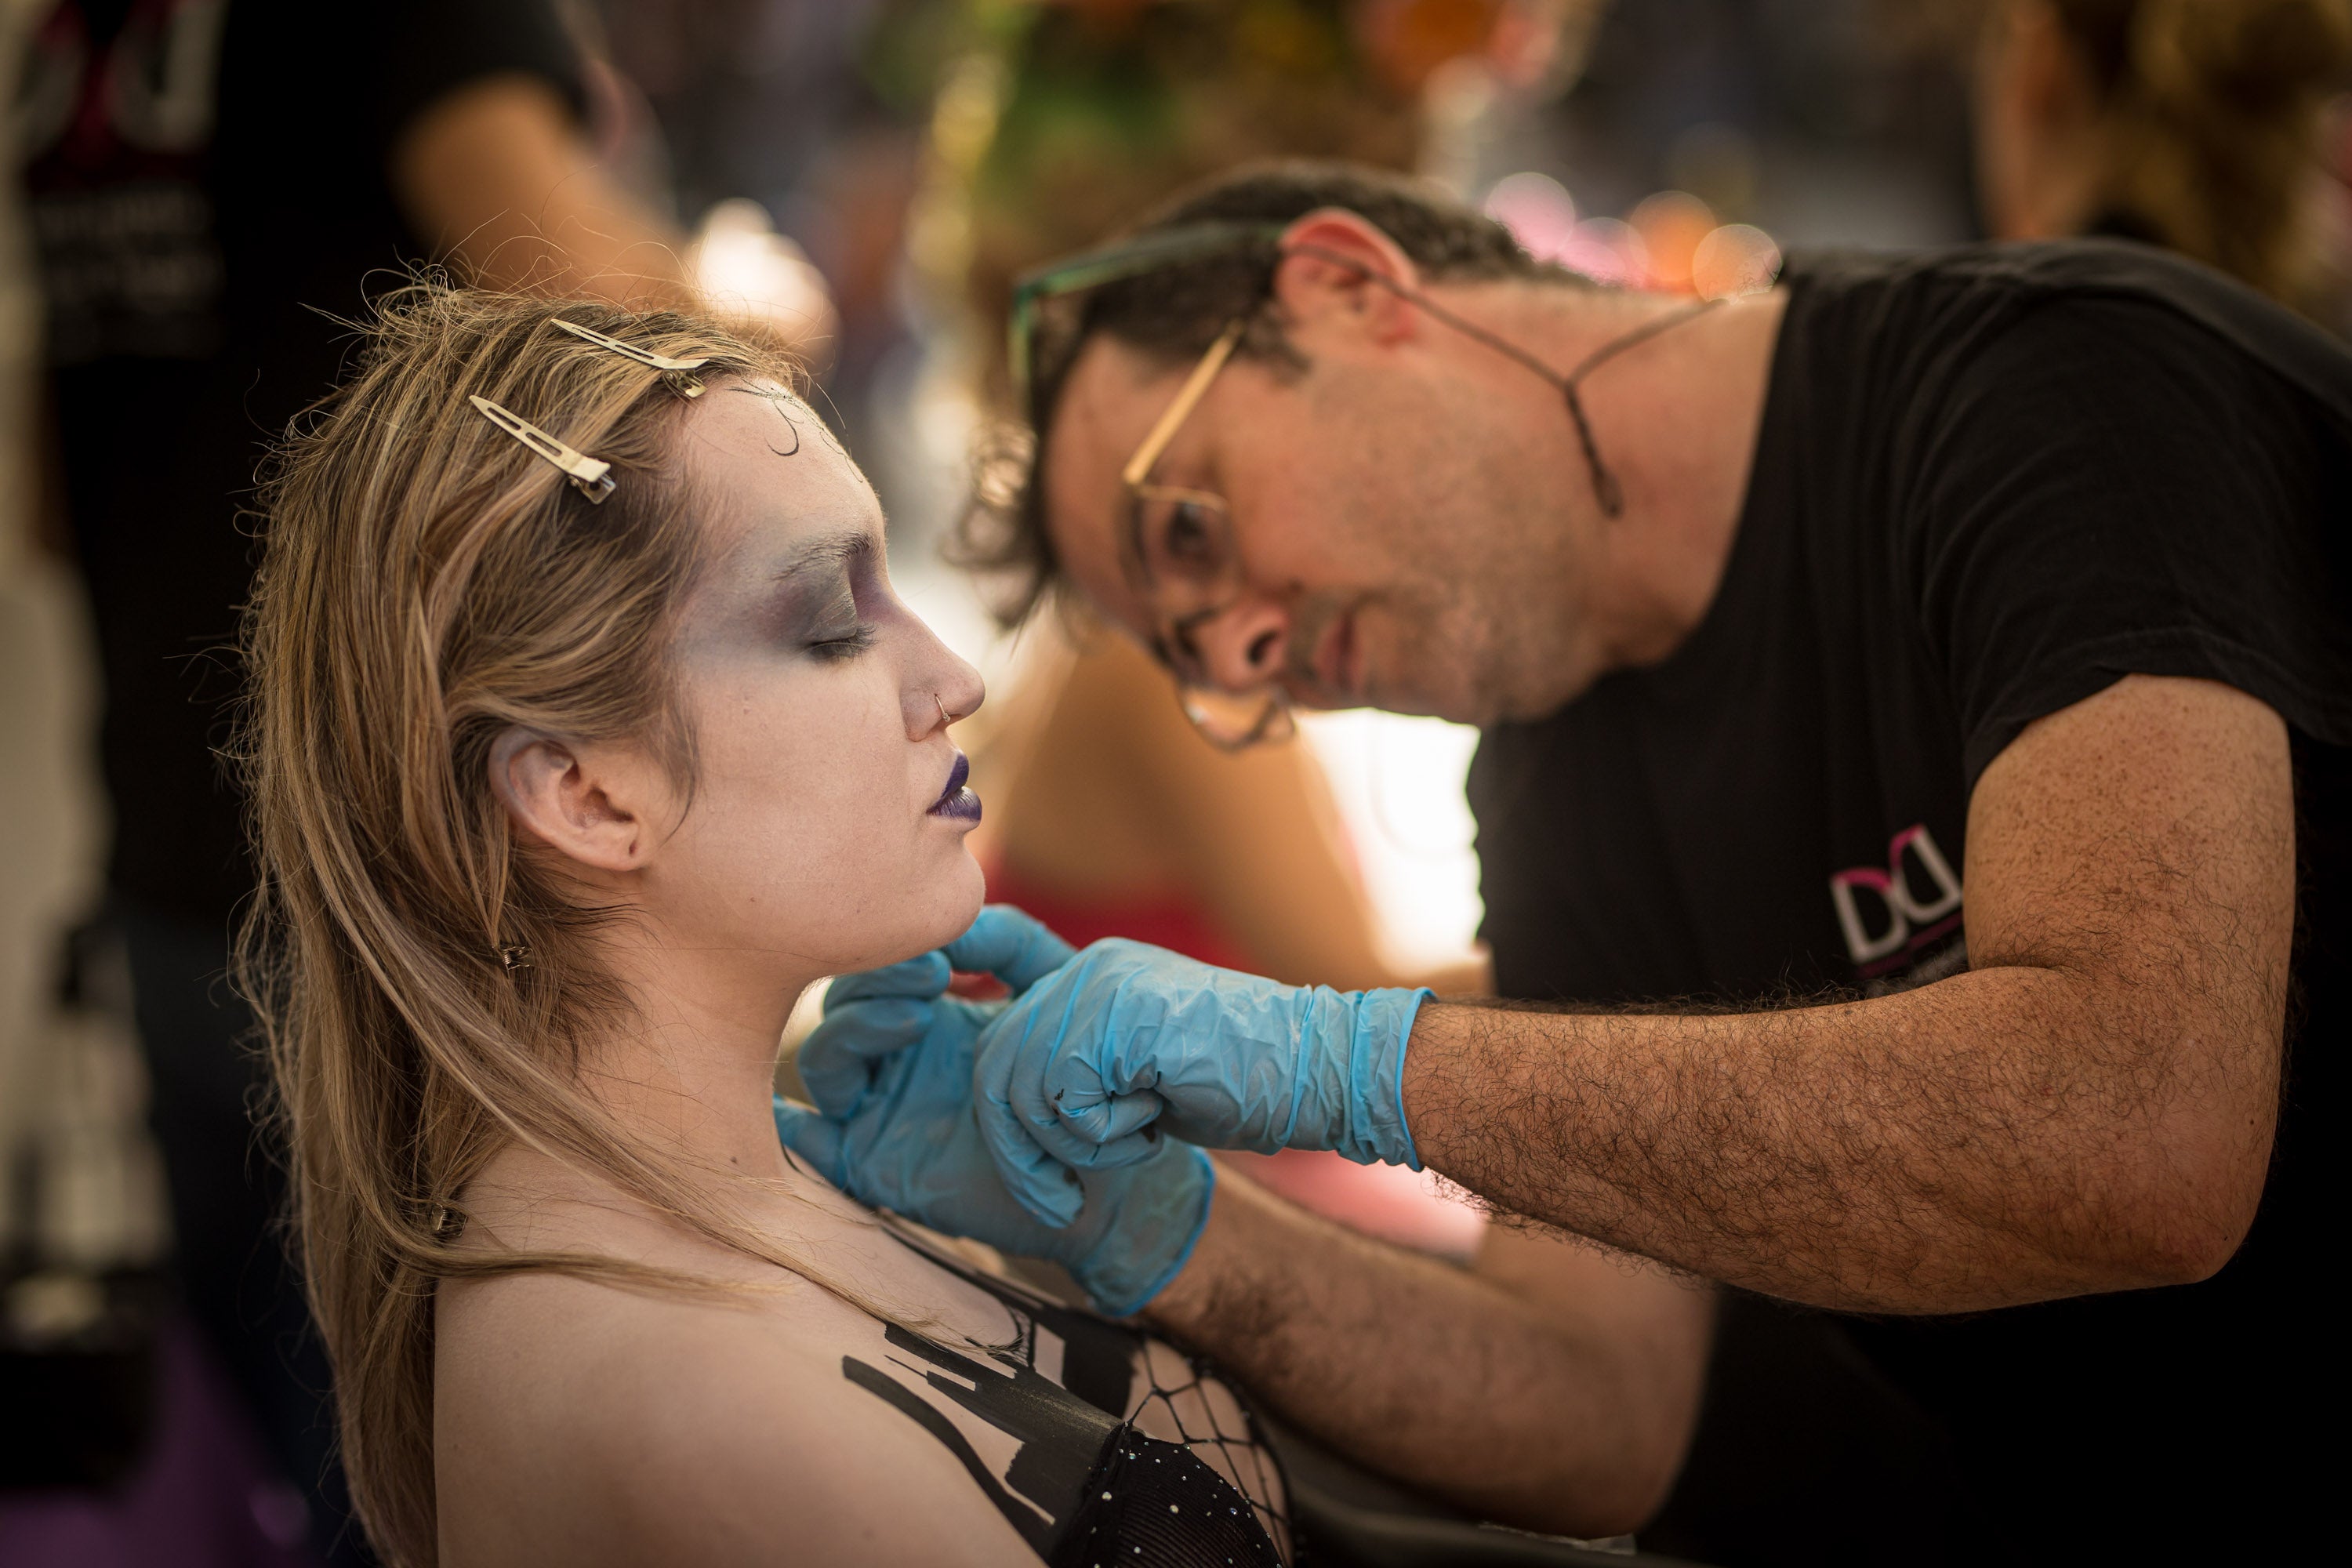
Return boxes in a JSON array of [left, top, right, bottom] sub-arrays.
[[586, 933, 826, 1182]]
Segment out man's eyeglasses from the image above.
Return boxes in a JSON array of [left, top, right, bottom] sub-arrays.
[[1009, 220, 1725, 750], [1112, 318, 1292, 749], [1011, 223, 1293, 750]]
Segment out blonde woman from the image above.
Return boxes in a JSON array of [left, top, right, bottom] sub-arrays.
[[237, 289, 1705, 1567]]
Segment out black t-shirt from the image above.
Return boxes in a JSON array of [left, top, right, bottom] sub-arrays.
[[22, 0, 582, 925], [1469, 242, 2350, 1563]]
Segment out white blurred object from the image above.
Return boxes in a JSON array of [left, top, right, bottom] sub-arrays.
[[782, 975, 829, 1058], [1300, 710, 1484, 978], [689, 198, 839, 365], [19, 941, 171, 1272], [0, 564, 112, 1247]]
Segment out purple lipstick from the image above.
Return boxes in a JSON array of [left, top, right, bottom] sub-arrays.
[[928, 750, 982, 823]]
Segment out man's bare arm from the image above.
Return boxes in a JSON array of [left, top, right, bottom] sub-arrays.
[[1147, 1166, 1711, 1536], [390, 74, 690, 307], [1404, 675, 2293, 1312]]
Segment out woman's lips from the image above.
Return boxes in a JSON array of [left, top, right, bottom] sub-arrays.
[[928, 750, 982, 823]]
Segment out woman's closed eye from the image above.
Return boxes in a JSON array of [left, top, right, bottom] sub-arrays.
[[771, 530, 887, 662], [797, 581, 877, 661], [806, 603, 877, 661], [808, 624, 877, 661]]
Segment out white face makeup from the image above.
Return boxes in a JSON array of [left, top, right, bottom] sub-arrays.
[[626, 377, 985, 978]]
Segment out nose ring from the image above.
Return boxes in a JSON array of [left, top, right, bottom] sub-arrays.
[[935, 693, 950, 728]]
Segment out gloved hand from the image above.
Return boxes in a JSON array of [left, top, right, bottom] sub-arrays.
[[971, 936, 1432, 1228], [774, 904, 1214, 1317]]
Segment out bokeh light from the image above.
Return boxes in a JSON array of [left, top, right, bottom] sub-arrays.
[[1690, 221, 1784, 299]]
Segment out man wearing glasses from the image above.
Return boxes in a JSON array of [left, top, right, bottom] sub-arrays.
[[782, 163, 2350, 1562]]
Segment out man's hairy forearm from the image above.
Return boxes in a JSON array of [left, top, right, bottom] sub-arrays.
[[1406, 679, 2296, 1314], [1404, 961, 2275, 1312], [1146, 1168, 1695, 1536]]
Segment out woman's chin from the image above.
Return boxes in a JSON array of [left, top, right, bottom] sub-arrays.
[[936, 855, 989, 937], [885, 855, 989, 966]]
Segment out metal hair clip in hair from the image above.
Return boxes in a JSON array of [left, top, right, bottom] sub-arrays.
[[550, 318, 712, 397], [467, 395, 616, 503]]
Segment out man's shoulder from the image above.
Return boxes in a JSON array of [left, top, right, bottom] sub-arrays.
[[1783, 240, 2352, 419], [1790, 237, 2267, 318]]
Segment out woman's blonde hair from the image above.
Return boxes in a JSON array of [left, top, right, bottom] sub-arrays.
[[236, 287, 862, 1566], [2055, 0, 2352, 304]]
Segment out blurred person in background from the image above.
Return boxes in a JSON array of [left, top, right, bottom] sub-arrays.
[[12, 2, 737, 1555], [1512, 0, 1979, 258], [589, 0, 925, 451], [1973, 0, 2352, 322]]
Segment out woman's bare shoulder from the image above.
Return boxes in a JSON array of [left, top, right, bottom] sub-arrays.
[[435, 1267, 1038, 1567], [431, 1150, 1049, 1568]]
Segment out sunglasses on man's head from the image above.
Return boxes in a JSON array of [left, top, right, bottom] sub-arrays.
[[1007, 220, 1287, 416]]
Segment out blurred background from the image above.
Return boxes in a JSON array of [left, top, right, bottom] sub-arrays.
[[3, 1, 2346, 1563]]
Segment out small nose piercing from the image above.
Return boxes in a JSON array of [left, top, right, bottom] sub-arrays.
[[935, 693, 950, 728]]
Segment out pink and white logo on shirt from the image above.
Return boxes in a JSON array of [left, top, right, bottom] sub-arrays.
[[1829, 824, 1963, 975]]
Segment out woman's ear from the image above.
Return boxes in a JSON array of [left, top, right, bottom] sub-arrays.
[[488, 726, 648, 873]]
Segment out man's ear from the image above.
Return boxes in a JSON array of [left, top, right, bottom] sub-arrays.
[[1271, 208, 1422, 345], [488, 726, 648, 873]]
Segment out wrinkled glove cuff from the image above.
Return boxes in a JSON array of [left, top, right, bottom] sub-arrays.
[[1343, 987, 1432, 1171], [1073, 1145, 1216, 1318]]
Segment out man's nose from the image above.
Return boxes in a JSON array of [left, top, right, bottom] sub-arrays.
[[1192, 597, 1290, 692]]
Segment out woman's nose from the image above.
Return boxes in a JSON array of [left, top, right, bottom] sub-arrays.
[[1193, 597, 1290, 693], [906, 633, 985, 737]]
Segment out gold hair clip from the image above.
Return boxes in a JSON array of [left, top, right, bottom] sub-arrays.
[[550, 318, 711, 397], [467, 395, 615, 503]]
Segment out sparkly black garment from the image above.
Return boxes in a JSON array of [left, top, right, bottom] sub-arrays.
[[844, 1221, 1289, 1566], [1051, 1380, 1287, 1568]]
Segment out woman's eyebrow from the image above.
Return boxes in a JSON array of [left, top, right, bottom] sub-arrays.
[[770, 529, 875, 585]]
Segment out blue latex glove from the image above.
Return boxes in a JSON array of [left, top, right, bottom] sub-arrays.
[[972, 937, 1432, 1228], [775, 905, 1213, 1316]]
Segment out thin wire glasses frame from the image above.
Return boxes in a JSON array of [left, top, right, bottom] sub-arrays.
[[1108, 318, 1291, 749], [1011, 223, 1293, 750]]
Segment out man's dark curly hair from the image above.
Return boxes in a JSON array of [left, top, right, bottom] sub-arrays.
[[953, 160, 1581, 627]]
